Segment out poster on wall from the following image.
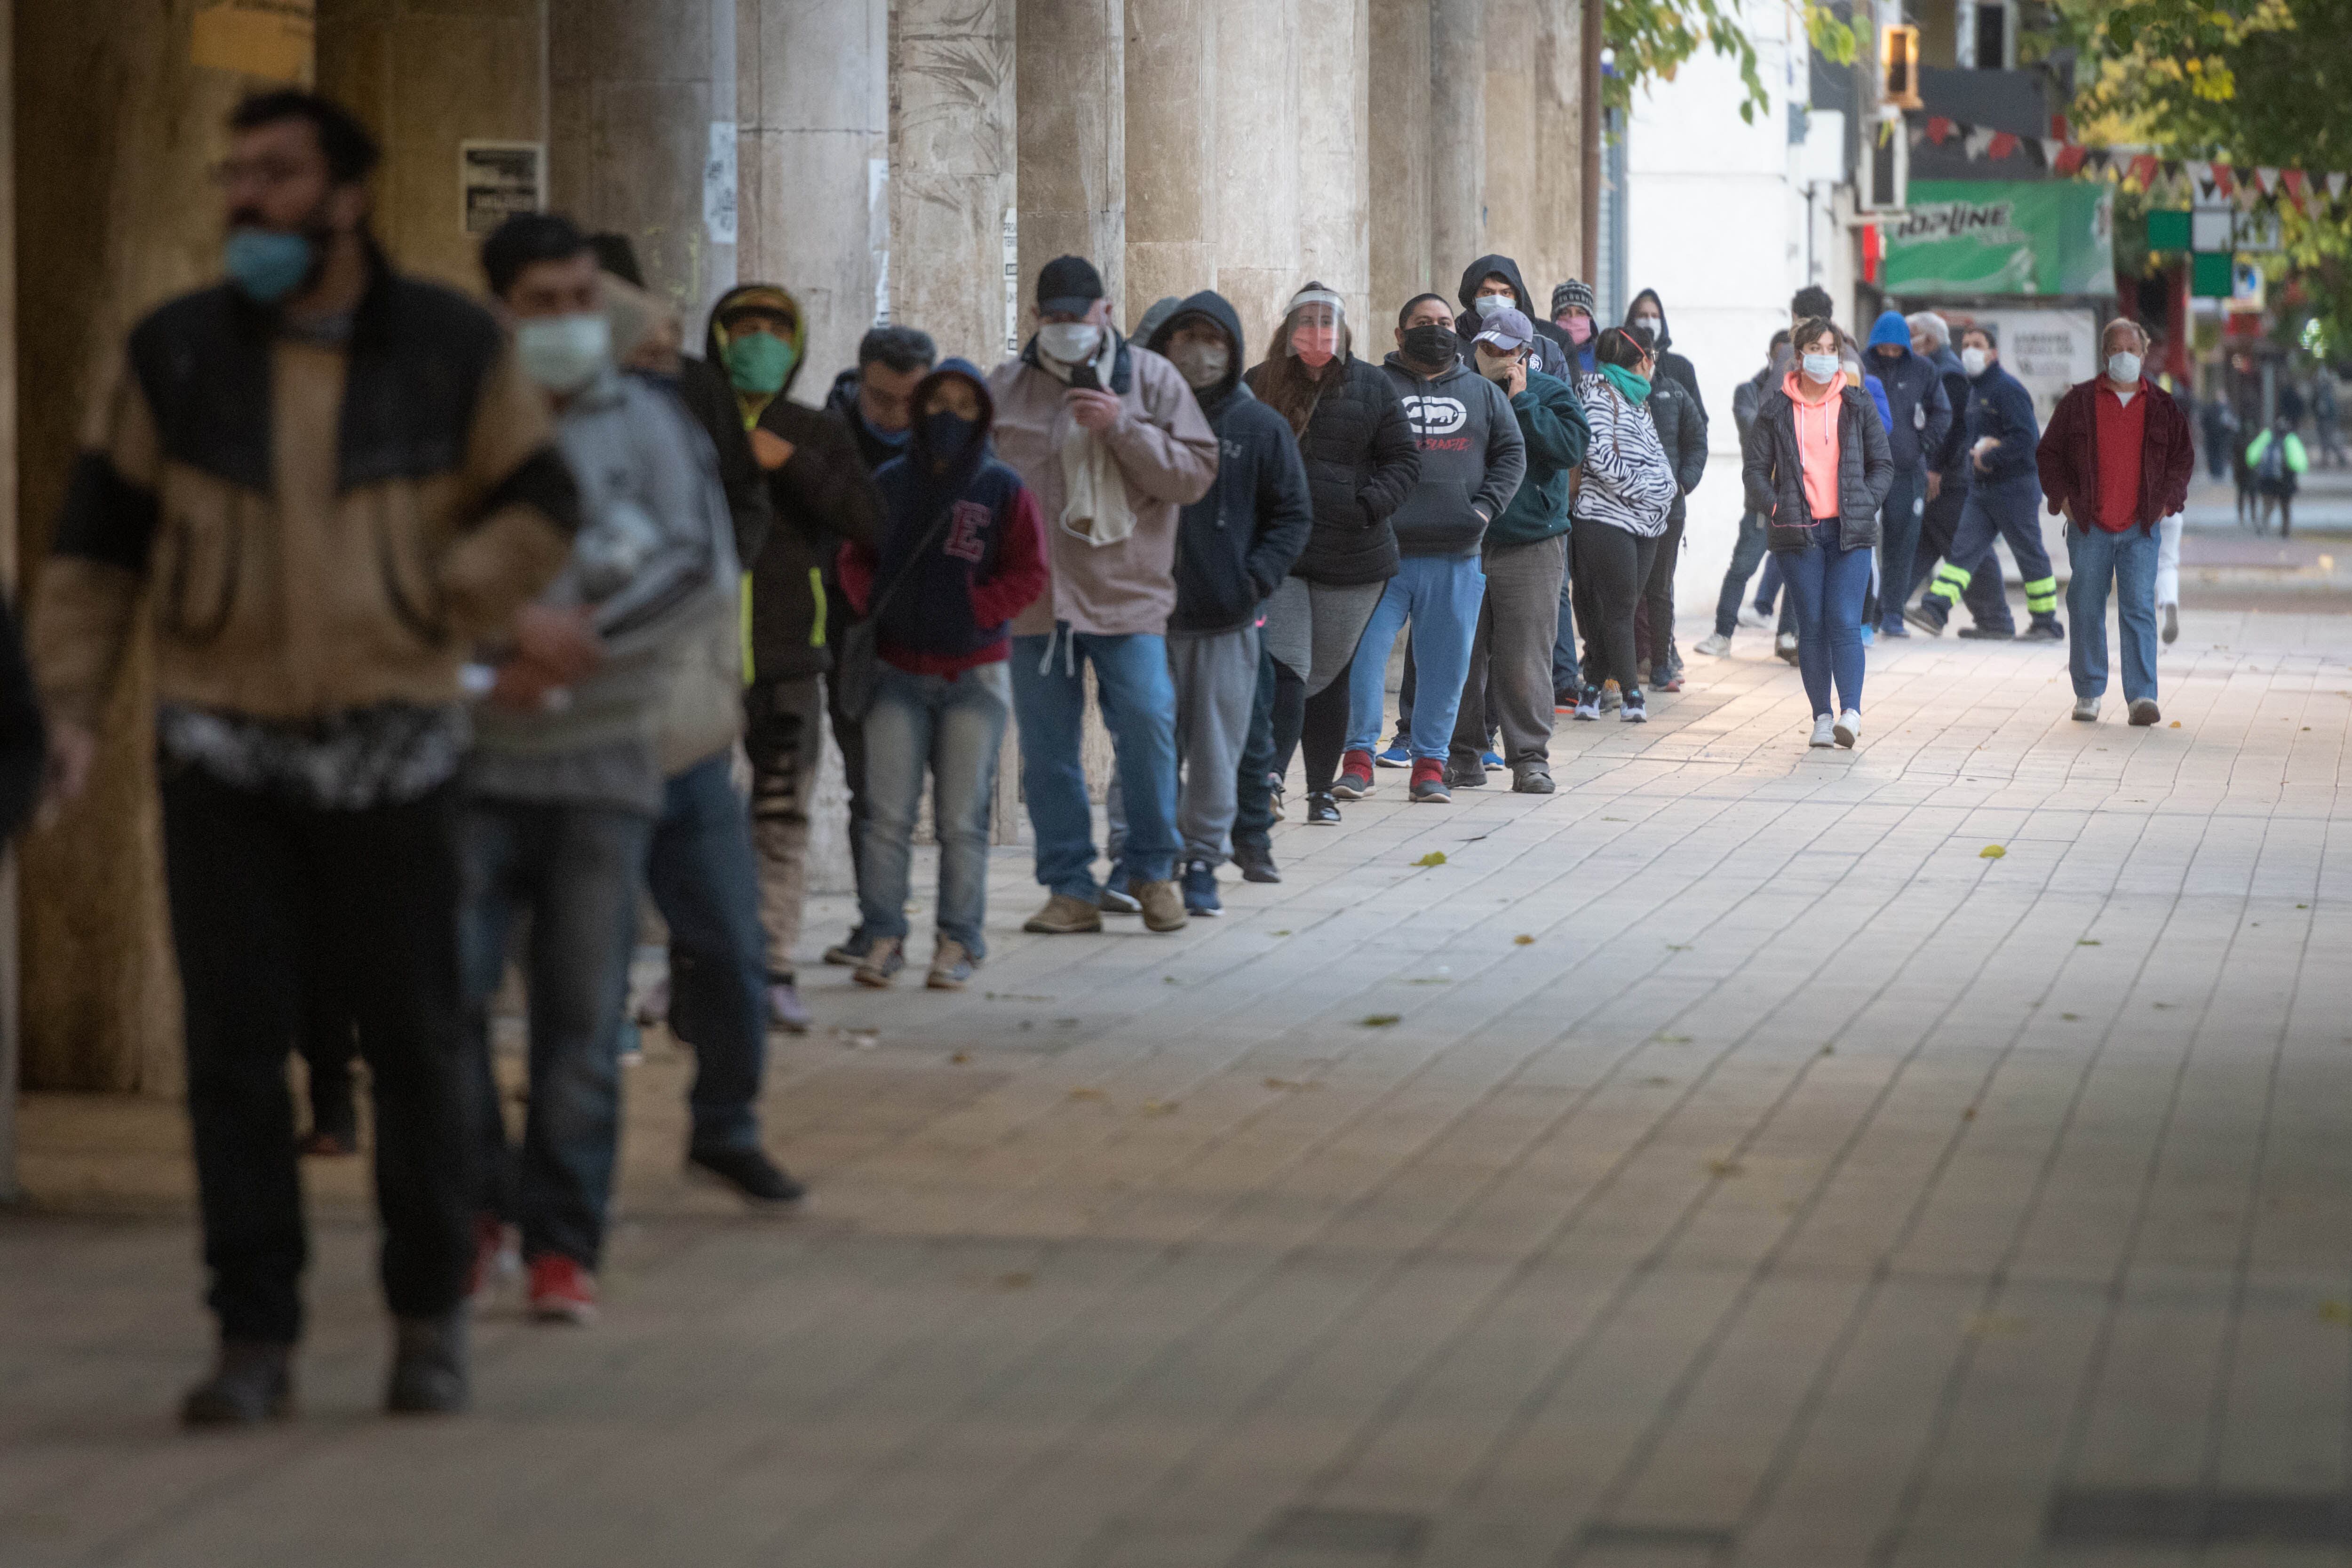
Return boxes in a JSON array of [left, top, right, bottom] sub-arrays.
[[191, 0, 315, 86], [1884, 181, 2115, 297], [460, 142, 545, 237]]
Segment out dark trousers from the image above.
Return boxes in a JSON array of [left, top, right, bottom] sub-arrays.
[[1635, 510, 1685, 674], [1573, 523, 1661, 700], [462, 796, 652, 1271], [1301, 653, 1355, 792], [1232, 637, 1279, 854], [1550, 544, 1581, 701], [822, 650, 871, 938], [161, 769, 474, 1345], [646, 751, 771, 1154], [1712, 511, 1770, 637], [299, 979, 358, 1144], [1911, 478, 2015, 629], [1877, 465, 1925, 630]]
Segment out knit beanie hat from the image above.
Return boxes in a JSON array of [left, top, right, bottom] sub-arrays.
[[1550, 279, 1595, 318]]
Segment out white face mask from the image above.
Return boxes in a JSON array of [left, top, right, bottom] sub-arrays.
[[516, 312, 612, 395], [1801, 352, 1841, 385], [2107, 351, 2143, 384], [1038, 321, 1103, 364], [1473, 294, 1511, 320], [1633, 314, 1662, 336], [1961, 347, 1990, 378]]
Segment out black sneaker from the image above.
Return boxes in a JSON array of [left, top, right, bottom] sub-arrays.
[[1956, 624, 2015, 640], [1305, 791, 1341, 826], [2020, 615, 2065, 642], [386, 1311, 469, 1416], [1232, 843, 1282, 883], [1098, 866, 1142, 915], [1182, 859, 1223, 916], [821, 927, 872, 967], [181, 1341, 294, 1427], [1446, 759, 1486, 789], [687, 1146, 807, 1205], [1903, 598, 1950, 637]]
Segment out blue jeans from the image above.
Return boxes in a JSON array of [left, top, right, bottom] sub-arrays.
[[1713, 511, 1771, 637], [1010, 628, 1180, 898], [1550, 539, 1580, 699], [2064, 523, 2160, 704], [462, 796, 652, 1269], [1347, 554, 1488, 759], [860, 661, 1011, 955], [645, 752, 771, 1155], [1779, 536, 1872, 717]]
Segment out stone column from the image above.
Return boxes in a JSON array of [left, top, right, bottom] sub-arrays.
[[317, 0, 550, 294], [0, 3, 18, 1191], [892, 0, 1017, 365], [1018, 0, 1123, 326], [549, 0, 737, 334], [15, 0, 319, 1094], [1123, 0, 1215, 326], [1428, 0, 1484, 283], [1295, 0, 1372, 335], [1368, 0, 1431, 323], [738, 0, 887, 383], [1533, 0, 1582, 295], [1211, 0, 1299, 353], [1483, 0, 1535, 266]]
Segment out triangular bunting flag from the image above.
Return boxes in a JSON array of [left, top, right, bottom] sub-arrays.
[[2128, 153, 2159, 189], [1927, 116, 1955, 144], [1988, 131, 2020, 159], [2039, 137, 2066, 167], [2212, 163, 2235, 196], [2056, 144, 2091, 177], [2255, 166, 2280, 194], [1963, 126, 1997, 159], [2330, 172, 2349, 201], [2281, 169, 2308, 208]]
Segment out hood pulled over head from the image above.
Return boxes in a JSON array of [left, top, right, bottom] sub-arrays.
[[1147, 288, 1246, 402], [705, 282, 806, 400], [906, 356, 995, 473], [1867, 309, 1913, 360]]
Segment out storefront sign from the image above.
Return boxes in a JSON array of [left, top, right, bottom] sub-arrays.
[[1884, 180, 2115, 296]]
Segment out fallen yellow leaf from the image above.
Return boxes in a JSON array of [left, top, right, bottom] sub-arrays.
[[1067, 1087, 1108, 1101], [1361, 1013, 1401, 1027], [1413, 851, 1448, 867], [1980, 844, 2007, 859], [1513, 934, 1536, 946]]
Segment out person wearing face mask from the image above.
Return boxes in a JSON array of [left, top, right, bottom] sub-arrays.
[[1243, 283, 1420, 837], [2035, 318, 2194, 726], [812, 326, 939, 968], [1906, 324, 2061, 641], [1622, 320, 1707, 693], [1549, 278, 1601, 376], [1623, 289, 1706, 421], [1095, 292, 1314, 916], [1899, 311, 2013, 637], [1568, 328, 1681, 725], [1447, 307, 1588, 793], [685, 285, 881, 1036], [29, 92, 580, 1424], [1339, 294, 1526, 804], [460, 213, 752, 1328], [1860, 310, 1951, 642], [1544, 278, 1600, 711], [1455, 256, 1575, 380], [987, 255, 1219, 936], [835, 361, 1047, 988], [1744, 317, 1894, 748], [1695, 330, 1790, 659]]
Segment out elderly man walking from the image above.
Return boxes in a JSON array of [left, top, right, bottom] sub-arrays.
[[2035, 319, 2195, 726]]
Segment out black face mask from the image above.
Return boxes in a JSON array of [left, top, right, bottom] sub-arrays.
[[1402, 324, 1458, 367]]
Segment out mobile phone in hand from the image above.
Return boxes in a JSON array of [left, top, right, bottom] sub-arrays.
[[1068, 362, 1100, 392]]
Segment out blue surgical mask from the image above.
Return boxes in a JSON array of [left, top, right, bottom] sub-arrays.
[[224, 226, 315, 305], [515, 313, 612, 395], [922, 409, 978, 461], [1801, 352, 1841, 384], [867, 420, 912, 449]]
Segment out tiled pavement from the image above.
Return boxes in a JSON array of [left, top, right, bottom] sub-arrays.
[[10, 605, 2352, 1568]]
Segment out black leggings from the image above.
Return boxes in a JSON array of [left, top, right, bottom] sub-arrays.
[[1574, 524, 1660, 701], [1273, 653, 1358, 796]]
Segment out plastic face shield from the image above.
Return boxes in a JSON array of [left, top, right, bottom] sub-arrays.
[[1285, 291, 1345, 366]]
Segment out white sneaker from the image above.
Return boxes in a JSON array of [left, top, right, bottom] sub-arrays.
[[1775, 632, 1800, 666], [1834, 709, 1860, 748], [2072, 696, 2099, 723], [1694, 632, 1733, 658], [1738, 605, 1772, 629], [1809, 714, 1837, 748]]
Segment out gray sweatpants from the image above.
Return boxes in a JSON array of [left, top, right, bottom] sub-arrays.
[[1452, 533, 1567, 773], [1108, 624, 1261, 868]]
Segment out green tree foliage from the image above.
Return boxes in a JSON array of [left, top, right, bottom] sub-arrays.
[[1606, 0, 1858, 123]]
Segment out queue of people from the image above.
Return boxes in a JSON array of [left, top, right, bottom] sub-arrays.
[[11, 85, 2207, 1432]]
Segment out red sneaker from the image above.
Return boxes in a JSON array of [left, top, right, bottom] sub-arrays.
[[465, 1212, 515, 1300], [1332, 748, 1376, 800], [527, 1253, 599, 1325], [1409, 758, 1452, 803]]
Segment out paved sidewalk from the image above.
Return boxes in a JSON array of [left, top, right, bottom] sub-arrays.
[[9, 605, 2352, 1568]]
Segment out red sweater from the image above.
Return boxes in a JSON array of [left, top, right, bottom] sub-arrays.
[[2091, 384, 2147, 531]]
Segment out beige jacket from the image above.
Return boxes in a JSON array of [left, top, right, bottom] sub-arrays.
[[986, 337, 1218, 638]]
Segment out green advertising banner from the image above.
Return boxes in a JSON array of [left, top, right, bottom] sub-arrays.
[[1884, 180, 2115, 296]]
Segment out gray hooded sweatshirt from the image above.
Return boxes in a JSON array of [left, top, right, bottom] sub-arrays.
[[1376, 352, 1527, 557]]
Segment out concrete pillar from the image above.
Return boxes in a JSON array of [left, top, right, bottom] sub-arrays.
[[1123, 0, 1215, 327], [1483, 0, 1534, 265], [892, 0, 1017, 364], [317, 0, 550, 294], [0, 3, 17, 1192], [1211, 0, 1299, 353], [1428, 0, 1483, 284], [1368, 0, 1430, 322], [1018, 0, 1122, 327], [1295, 0, 1372, 335], [737, 0, 887, 386], [548, 0, 737, 335], [1533, 0, 1582, 298], [15, 0, 319, 1094]]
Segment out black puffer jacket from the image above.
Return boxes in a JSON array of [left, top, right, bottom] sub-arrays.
[[1243, 352, 1419, 587], [1625, 288, 1706, 422], [1646, 372, 1710, 526], [1744, 382, 1895, 554]]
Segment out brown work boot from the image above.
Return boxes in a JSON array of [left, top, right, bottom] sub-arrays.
[[1132, 878, 1189, 932], [1023, 893, 1104, 934]]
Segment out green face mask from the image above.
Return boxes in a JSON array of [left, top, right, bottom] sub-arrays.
[[1600, 362, 1652, 405], [725, 330, 794, 396]]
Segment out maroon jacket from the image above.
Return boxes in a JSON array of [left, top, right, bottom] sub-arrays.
[[2035, 377, 2194, 532]]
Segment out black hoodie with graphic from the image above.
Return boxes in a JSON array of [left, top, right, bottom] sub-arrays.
[[1623, 288, 1706, 423], [1454, 255, 1573, 382]]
